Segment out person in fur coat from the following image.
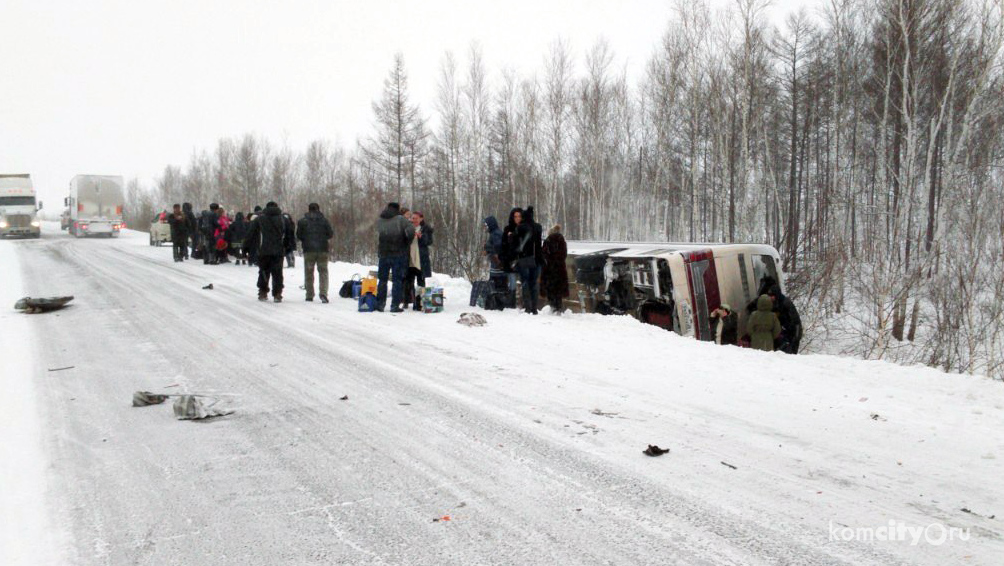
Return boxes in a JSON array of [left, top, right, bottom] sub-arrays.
[[540, 224, 569, 313]]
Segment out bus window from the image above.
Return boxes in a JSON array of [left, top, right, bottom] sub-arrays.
[[738, 254, 751, 305], [752, 254, 779, 294]]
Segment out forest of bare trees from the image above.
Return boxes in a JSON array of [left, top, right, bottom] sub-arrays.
[[126, 0, 1004, 379]]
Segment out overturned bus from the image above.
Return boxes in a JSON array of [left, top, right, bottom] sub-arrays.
[[564, 242, 784, 342]]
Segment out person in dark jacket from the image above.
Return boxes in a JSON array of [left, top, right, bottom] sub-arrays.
[[514, 207, 540, 314], [746, 295, 781, 351], [199, 204, 220, 265], [500, 208, 523, 306], [540, 224, 568, 313], [182, 202, 196, 259], [375, 202, 415, 312], [767, 285, 803, 354], [245, 202, 294, 302], [167, 203, 188, 262], [414, 212, 433, 280], [296, 203, 334, 303], [710, 304, 738, 345], [246, 205, 263, 267], [282, 212, 297, 268], [228, 212, 249, 265], [483, 215, 507, 299]]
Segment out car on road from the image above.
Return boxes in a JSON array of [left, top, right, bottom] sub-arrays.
[[149, 212, 171, 246]]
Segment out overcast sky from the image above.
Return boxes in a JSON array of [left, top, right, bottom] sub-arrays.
[[1, 0, 815, 209]]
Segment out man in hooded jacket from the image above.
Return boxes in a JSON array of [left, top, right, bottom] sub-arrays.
[[375, 202, 415, 312], [245, 201, 295, 302], [296, 203, 334, 303]]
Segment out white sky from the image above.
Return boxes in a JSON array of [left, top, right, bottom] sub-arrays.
[[1, 0, 815, 208]]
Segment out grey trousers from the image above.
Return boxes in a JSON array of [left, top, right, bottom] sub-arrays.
[[303, 252, 329, 299]]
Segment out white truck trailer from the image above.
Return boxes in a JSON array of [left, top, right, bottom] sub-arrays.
[[0, 174, 42, 238], [66, 175, 125, 238]]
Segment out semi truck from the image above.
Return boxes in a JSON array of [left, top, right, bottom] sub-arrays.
[[66, 175, 125, 238], [0, 174, 42, 238]]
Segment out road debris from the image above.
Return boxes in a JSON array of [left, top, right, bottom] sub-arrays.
[[643, 445, 670, 456], [14, 296, 74, 313], [47, 366, 75, 372], [202, 284, 214, 290], [457, 312, 487, 327], [173, 395, 233, 420], [721, 461, 738, 470]]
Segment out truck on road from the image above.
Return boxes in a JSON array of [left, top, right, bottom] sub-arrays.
[[66, 175, 125, 238], [0, 174, 42, 238]]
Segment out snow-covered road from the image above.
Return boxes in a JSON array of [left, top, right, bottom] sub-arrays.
[[3, 225, 1002, 565]]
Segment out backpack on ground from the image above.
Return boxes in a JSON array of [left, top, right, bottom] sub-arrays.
[[358, 292, 377, 312]]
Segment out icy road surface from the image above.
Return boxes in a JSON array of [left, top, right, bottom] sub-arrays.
[[2, 225, 1002, 565]]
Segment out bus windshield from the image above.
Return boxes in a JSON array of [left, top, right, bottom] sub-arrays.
[[0, 196, 36, 206]]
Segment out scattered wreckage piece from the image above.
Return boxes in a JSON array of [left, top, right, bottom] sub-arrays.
[[132, 390, 235, 420], [643, 445, 670, 457], [457, 312, 488, 327], [173, 394, 233, 420], [14, 295, 74, 314]]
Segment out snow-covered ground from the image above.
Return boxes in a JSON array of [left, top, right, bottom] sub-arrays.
[[2, 223, 1002, 565]]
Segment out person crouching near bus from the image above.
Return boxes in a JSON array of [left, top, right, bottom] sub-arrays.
[[767, 285, 803, 354], [746, 295, 781, 351], [541, 224, 568, 314], [710, 304, 738, 345], [167, 204, 189, 263]]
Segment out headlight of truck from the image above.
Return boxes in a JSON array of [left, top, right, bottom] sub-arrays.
[[31, 221, 41, 227], [0, 221, 7, 228]]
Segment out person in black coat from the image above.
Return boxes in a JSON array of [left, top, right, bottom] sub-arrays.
[[245, 202, 294, 302], [500, 207, 523, 306], [514, 207, 540, 314], [296, 203, 334, 302], [182, 202, 197, 259], [540, 224, 568, 313], [199, 204, 220, 265], [245, 205, 263, 267], [767, 285, 802, 354], [167, 204, 189, 263], [710, 304, 739, 345], [228, 212, 249, 265]]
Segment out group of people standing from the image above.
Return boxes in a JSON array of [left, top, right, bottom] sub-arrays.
[[163, 201, 331, 303], [483, 206, 569, 315], [164, 199, 435, 309], [375, 202, 433, 312]]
